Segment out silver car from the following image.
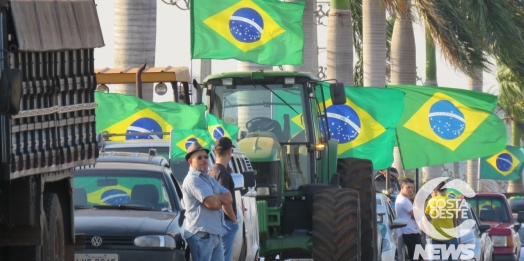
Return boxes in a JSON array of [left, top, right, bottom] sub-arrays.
[[376, 193, 407, 261], [457, 204, 493, 261]]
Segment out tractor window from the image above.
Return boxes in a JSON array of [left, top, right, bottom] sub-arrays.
[[214, 84, 309, 143], [284, 144, 310, 189]]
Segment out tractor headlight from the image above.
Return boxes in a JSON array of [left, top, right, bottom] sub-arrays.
[[134, 235, 176, 249], [257, 187, 270, 196]]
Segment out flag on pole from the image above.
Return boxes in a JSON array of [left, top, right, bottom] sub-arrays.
[[480, 145, 524, 180], [190, 0, 305, 65], [390, 85, 507, 169]]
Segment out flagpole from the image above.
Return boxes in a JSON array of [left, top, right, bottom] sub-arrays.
[[477, 158, 481, 192]]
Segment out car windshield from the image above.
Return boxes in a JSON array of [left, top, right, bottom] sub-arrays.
[[466, 197, 510, 222], [73, 169, 174, 212], [213, 84, 308, 143]]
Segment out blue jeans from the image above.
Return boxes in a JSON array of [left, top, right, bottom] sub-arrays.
[[222, 220, 239, 261], [431, 238, 460, 261], [186, 232, 224, 261]]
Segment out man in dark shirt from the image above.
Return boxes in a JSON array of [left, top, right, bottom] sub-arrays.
[[209, 137, 238, 261]]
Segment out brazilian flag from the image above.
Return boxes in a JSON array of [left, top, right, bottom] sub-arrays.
[[480, 146, 524, 180], [207, 114, 240, 141], [95, 92, 207, 141], [171, 129, 214, 159], [390, 85, 507, 169], [190, 0, 305, 66], [316, 82, 405, 169]]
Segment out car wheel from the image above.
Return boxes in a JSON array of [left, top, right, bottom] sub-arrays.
[[44, 193, 65, 261], [312, 188, 360, 261]]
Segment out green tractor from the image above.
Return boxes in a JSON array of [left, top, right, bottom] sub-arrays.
[[199, 71, 378, 261]]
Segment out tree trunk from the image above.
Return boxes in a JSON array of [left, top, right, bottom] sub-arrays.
[[114, 0, 157, 101], [422, 32, 441, 182], [326, 8, 353, 85], [507, 123, 524, 192], [284, 0, 318, 75], [390, 8, 415, 177], [363, 0, 386, 88], [466, 68, 483, 191]]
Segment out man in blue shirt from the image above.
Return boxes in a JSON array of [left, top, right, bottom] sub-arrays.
[[182, 142, 233, 261]]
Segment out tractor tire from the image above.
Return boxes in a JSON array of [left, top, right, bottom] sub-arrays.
[[44, 193, 65, 261], [312, 188, 360, 261], [337, 158, 377, 261]]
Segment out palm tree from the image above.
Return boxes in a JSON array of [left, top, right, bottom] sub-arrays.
[[362, 0, 387, 88], [285, 0, 318, 75], [466, 69, 483, 190], [114, 0, 157, 101], [497, 65, 524, 192], [389, 6, 415, 177], [326, 0, 353, 85]]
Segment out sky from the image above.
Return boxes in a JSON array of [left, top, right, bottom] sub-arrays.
[[93, 0, 499, 102]]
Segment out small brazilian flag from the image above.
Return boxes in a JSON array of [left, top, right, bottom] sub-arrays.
[[316, 82, 405, 169], [171, 129, 214, 159], [207, 114, 240, 141], [95, 92, 207, 141], [480, 146, 524, 180], [190, 0, 305, 66], [390, 85, 507, 169]]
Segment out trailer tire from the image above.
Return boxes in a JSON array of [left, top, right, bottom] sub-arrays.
[[312, 188, 360, 261], [337, 158, 377, 261], [44, 193, 65, 261]]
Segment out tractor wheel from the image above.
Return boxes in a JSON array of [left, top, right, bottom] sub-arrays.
[[44, 193, 65, 261], [337, 158, 377, 261], [312, 188, 360, 261]]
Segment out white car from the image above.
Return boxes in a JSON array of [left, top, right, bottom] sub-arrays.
[[376, 193, 407, 261]]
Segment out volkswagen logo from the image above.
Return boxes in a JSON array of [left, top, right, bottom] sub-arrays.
[[91, 236, 103, 247]]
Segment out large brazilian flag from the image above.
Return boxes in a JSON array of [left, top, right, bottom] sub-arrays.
[[390, 85, 507, 169], [95, 92, 207, 140], [190, 0, 305, 66], [317, 82, 405, 169]]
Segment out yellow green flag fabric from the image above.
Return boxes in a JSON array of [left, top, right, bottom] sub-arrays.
[[207, 114, 240, 141], [317, 82, 405, 169], [480, 146, 524, 180], [190, 0, 305, 65], [171, 129, 214, 159], [390, 85, 507, 169], [95, 92, 207, 141]]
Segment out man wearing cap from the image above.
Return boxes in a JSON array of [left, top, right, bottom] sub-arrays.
[[182, 141, 233, 261], [425, 181, 461, 261], [209, 137, 238, 261], [375, 167, 401, 192]]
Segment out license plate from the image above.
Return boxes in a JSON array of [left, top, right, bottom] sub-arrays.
[[74, 253, 118, 261]]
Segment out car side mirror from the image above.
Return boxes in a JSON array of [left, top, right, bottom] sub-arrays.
[[231, 173, 244, 190], [0, 68, 22, 115], [391, 218, 408, 229], [242, 171, 256, 188], [479, 224, 491, 233], [329, 82, 346, 105], [518, 211, 524, 223], [514, 222, 521, 232]]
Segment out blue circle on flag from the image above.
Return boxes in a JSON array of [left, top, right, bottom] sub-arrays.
[[185, 138, 198, 149], [229, 8, 264, 43], [496, 153, 513, 172], [101, 189, 130, 205], [326, 104, 360, 144], [127, 118, 163, 140], [213, 126, 225, 140], [429, 100, 465, 140]]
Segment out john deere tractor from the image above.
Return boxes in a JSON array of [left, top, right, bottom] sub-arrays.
[[199, 71, 377, 261]]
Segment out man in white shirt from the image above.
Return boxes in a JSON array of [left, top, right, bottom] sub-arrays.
[[395, 178, 422, 261]]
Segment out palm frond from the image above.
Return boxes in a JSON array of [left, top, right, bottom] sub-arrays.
[[497, 64, 524, 133], [415, 0, 490, 76]]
